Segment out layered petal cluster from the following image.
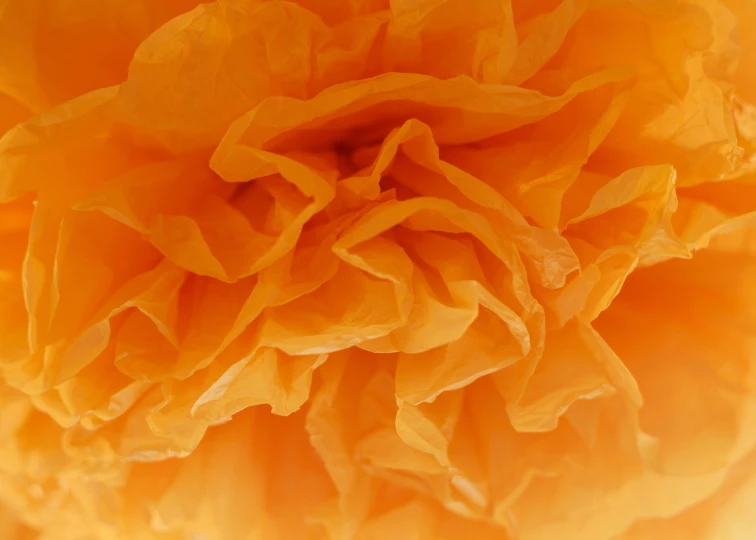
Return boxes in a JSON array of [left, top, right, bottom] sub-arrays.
[[2, 0, 756, 539]]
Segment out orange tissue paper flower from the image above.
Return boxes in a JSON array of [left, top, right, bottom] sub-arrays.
[[3, 0, 756, 538]]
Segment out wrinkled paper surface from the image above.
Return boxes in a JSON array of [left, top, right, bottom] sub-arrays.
[[2, 0, 756, 539]]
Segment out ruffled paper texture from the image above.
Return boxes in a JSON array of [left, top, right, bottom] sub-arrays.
[[2, 0, 756, 539]]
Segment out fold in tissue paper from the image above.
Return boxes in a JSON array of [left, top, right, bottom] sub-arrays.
[[2, 0, 756, 539]]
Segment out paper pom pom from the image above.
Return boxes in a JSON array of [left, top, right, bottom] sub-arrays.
[[2, 0, 756, 539]]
